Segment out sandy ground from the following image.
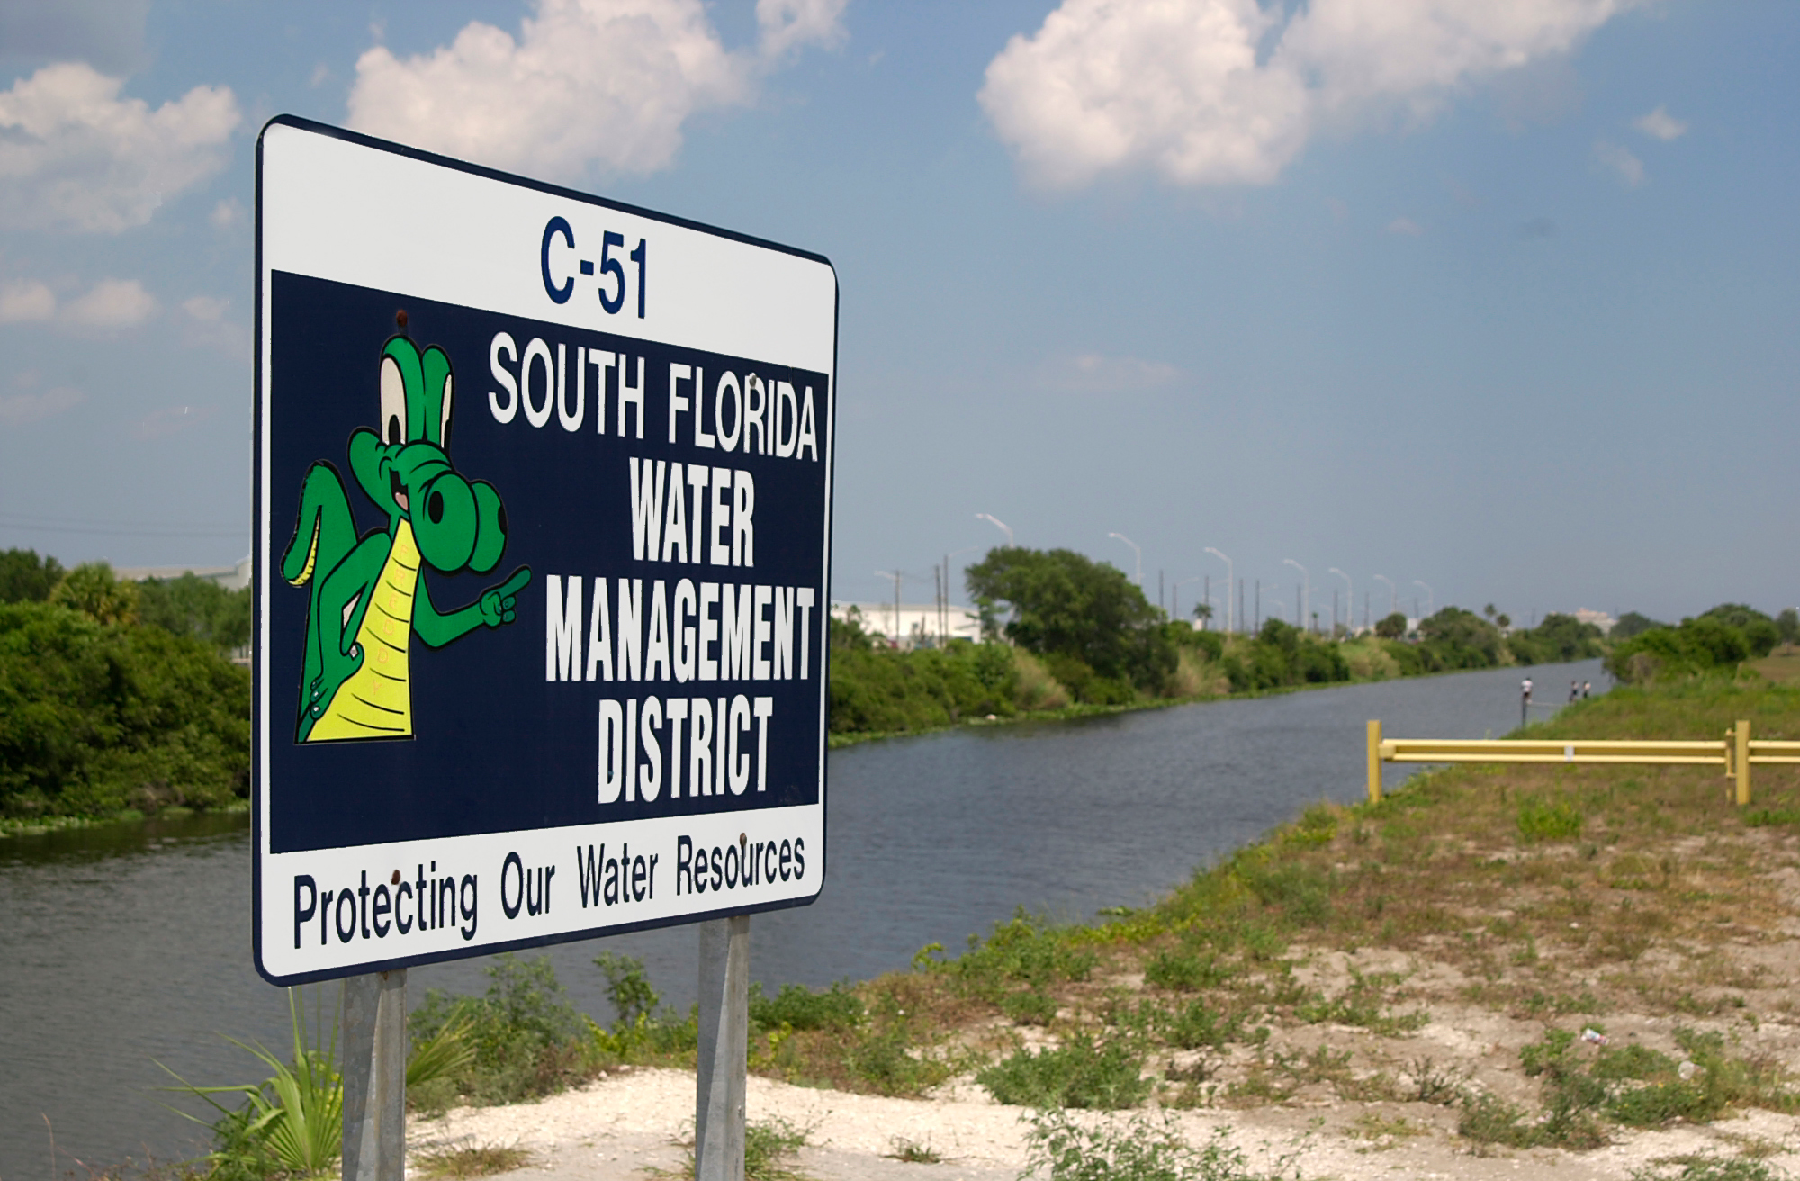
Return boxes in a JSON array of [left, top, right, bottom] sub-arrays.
[[410, 1063, 1800, 1181]]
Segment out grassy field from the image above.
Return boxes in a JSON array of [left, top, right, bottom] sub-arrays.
[[733, 675, 1800, 1161]]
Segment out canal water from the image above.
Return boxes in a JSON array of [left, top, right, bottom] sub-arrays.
[[0, 660, 1605, 1175]]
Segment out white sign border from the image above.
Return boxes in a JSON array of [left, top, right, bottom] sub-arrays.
[[252, 115, 838, 986]]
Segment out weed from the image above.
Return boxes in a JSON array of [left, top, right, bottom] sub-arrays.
[[1002, 989, 1060, 1026], [1024, 1109, 1301, 1181], [978, 1034, 1152, 1109], [744, 1117, 809, 1181], [1518, 797, 1584, 842], [1145, 947, 1233, 991], [1348, 1113, 1420, 1145], [415, 1144, 535, 1179], [843, 1023, 950, 1097], [1631, 1156, 1791, 1181], [884, 1138, 942, 1164], [1406, 1057, 1463, 1105]]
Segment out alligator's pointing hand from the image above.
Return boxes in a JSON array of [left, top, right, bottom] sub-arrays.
[[480, 566, 532, 627]]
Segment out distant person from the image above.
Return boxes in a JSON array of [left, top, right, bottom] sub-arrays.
[[1522, 678, 1533, 704], [1570, 680, 1580, 703], [1583, 681, 1592, 699]]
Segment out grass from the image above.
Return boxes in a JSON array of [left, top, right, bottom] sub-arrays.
[[414, 1144, 535, 1179], [733, 676, 1800, 1160]]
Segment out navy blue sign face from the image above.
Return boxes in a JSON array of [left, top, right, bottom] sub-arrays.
[[268, 273, 829, 850], [255, 117, 835, 983]]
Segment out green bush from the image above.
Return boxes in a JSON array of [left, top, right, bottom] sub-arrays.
[[749, 980, 866, 1032], [0, 601, 250, 819], [945, 910, 1098, 995], [408, 954, 601, 1108], [827, 640, 1020, 735], [977, 1033, 1151, 1109]]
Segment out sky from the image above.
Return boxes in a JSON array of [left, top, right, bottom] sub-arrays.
[[0, 0, 1795, 627]]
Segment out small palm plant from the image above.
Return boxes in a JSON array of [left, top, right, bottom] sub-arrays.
[[162, 987, 472, 1180]]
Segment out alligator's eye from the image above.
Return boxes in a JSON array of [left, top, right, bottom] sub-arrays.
[[439, 374, 453, 451], [380, 356, 406, 445], [428, 490, 445, 524]]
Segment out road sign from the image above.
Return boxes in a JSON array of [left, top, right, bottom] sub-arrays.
[[253, 116, 836, 984]]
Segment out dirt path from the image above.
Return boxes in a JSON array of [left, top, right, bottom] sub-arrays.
[[411, 1065, 1800, 1180]]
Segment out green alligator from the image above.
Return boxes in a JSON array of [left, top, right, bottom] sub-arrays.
[[281, 318, 530, 743]]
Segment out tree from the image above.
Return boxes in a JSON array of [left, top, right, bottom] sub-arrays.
[[1373, 612, 1408, 639], [1192, 602, 1213, 626], [1699, 603, 1778, 657], [0, 548, 64, 603], [1496, 613, 1511, 629], [1778, 608, 1799, 647], [1611, 611, 1666, 641], [965, 546, 1175, 693], [1509, 612, 1603, 664], [49, 562, 139, 626], [1418, 607, 1503, 668], [138, 573, 251, 655]]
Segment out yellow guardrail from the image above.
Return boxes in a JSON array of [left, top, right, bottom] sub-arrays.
[[1365, 719, 1800, 808]]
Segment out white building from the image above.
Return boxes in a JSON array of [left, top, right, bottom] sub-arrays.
[[1574, 608, 1618, 635], [114, 555, 251, 591], [832, 601, 983, 649]]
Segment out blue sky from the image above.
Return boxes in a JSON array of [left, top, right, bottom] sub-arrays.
[[1, 0, 1794, 626]]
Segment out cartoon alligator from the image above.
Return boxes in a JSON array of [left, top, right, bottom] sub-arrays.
[[281, 316, 530, 743]]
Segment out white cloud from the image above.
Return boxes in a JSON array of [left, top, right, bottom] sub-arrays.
[[1595, 138, 1644, 186], [346, 0, 844, 182], [0, 279, 57, 322], [0, 62, 239, 232], [1038, 352, 1180, 395], [63, 277, 156, 328], [1635, 104, 1686, 141], [209, 198, 240, 229], [0, 384, 83, 424], [757, 0, 847, 58], [181, 294, 226, 322], [981, 0, 1632, 189], [1386, 217, 1424, 236]]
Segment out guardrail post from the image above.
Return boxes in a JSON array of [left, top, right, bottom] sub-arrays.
[[1367, 720, 1382, 804], [1736, 719, 1752, 807]]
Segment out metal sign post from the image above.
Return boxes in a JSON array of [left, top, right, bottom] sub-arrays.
[[254, 115, 836, 1181], [341, 971, 406, 1181], [696, 916, 751, 1181]]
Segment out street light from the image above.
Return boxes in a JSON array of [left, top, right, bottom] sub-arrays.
[[1373, 574, 1396, 617], [1282, 559, 1309, 635], [1107, 532, 1142, 585], [1328, 568, 1352, 634], [1413, 581, 1434, 618], [874, 571, 904, 642], [1204, 547, 1233, 634], [975, 513, 1012, 546]]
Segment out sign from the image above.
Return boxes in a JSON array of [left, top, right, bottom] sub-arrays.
[[253, 117, 836, 985]]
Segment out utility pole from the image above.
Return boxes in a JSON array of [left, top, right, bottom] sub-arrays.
[[1254, 580, 1260, 633], [1204, 576, 1210, 628], [1237, 578, 1244, 634], [1364, 591, 1369, 631], [1334, 588, 1339, 637], [1159, 569, 1165, 616]]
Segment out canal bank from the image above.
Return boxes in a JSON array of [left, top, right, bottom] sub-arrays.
[[0, 659, 1604, 1176]]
